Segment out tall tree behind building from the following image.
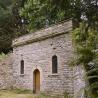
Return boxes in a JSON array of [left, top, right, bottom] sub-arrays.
[[0, 0, 27, 53]]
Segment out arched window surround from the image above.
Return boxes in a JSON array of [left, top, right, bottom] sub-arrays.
[[20, 60, 24, 75], [52, 55, 58, 74]]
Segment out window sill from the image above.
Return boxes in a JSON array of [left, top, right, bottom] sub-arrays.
[[20, 74, 24, 77], [48, 73, 59, 77]]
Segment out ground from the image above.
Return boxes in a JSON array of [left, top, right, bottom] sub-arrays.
[[0, 89, 55, 98]]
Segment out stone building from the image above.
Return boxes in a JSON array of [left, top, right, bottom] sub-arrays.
[[12, 19, 85, 97]]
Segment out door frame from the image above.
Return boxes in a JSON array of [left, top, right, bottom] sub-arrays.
[[33, 69, 40, 93]]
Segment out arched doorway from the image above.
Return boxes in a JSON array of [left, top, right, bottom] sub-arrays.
[[33, 69, 40, 93]]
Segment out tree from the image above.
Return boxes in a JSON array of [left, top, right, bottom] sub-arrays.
[[19, 0, 72, 31], [0, 0, 27, 53], [0, 0, 15, 53]]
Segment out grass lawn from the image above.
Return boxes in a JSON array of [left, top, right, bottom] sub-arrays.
[[0, 89, 55, 98]]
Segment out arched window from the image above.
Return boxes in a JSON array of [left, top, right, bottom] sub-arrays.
[[20, 60, 24, 74], [52, 55, 58, 73]]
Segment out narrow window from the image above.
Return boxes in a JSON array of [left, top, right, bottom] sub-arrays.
[[20, 60, 24, 74], [52, 55, 58, 73]]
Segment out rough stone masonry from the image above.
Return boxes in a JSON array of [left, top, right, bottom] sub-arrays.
[[12, 19, 85, 97]]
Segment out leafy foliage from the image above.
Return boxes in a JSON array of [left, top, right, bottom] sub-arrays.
[[19, 0, 72, 31], [72, 22, 98, 97], [0, 0, 27, 53], [72, 23, 96, 66], [0, 0, 14, 53], [20, 0, 98, 31]]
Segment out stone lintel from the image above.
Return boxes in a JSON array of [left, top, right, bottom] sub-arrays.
[[12, 20, 72, 47]]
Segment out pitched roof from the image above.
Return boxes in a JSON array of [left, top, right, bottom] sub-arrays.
[[12, 19, 72, 47]]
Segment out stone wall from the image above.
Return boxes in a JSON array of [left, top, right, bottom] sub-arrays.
[[0, 53, 13, 89], [73, 66, 85, 98], [13, 33, 74, 96]]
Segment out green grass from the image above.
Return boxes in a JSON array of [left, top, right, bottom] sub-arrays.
[[12, 89, 33, 94], [0, 89, 56, 98], [0, 89, 34, 98]]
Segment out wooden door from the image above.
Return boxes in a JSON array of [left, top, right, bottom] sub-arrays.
[[33, 69, 40, 93]]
